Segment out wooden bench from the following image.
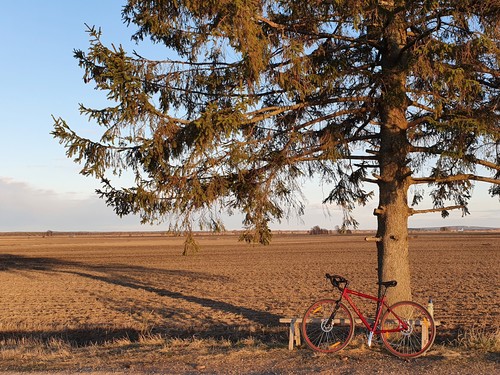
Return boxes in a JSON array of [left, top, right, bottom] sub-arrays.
[[279, 316, 440, 350], [279, 318, 302, 351], [279, 317, 363, 350]]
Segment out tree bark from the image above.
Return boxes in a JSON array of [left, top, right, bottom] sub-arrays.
[[375, 126, 412, 304], [375, 3, 412, 304]]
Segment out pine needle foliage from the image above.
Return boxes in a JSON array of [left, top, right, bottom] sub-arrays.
[[53, 0, 500, 250]]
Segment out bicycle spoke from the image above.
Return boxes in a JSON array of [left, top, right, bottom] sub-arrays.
[[301, 300, 354, 353], [380, 301, 436, 358]]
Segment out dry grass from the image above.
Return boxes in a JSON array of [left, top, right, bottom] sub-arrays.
[[0, 232, 498, 373], [456, 326, 500, 352]]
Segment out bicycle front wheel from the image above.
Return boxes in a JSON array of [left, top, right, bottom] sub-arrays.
[[380, 301, 436, 358], [301, 299, 354, 353]]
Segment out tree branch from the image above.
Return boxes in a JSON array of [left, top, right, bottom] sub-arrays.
[[409, 148, 500, 173], [412, 174, 500, 185], [295, 153, 378, 163], [475, 158, 500, 172], [409, 205, 464, 215], [409, 101, 435, 113], [407, 115, 432, 128], [409, 145, 441, 154]]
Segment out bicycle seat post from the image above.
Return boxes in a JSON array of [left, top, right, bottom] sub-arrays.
[[374, 284, 390, 330], [381, 285, 388, 299]]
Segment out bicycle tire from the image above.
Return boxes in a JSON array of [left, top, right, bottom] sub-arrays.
[[301, 299, 354, 353], [380, 300, 436, 358]]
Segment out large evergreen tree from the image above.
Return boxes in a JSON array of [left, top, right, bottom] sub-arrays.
[[53, 0, 500, 302]]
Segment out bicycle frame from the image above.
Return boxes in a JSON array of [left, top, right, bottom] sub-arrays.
[[339, 287, 408, 335], [302, 274, 436, 357]]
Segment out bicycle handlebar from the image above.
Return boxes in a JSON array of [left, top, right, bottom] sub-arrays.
[[325, 273, 348, 290]]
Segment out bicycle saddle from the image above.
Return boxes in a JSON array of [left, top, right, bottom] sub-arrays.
[[378, 280, 397, 288]]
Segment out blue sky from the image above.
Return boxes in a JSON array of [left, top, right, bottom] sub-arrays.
[[0, 1, 498, 232]]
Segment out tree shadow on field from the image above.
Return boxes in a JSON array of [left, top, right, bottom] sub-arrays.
[[0, 254, 281, 346], [0, 254, 67, 271], [0, 327, 142, 347], [68, 269, 278, 326]]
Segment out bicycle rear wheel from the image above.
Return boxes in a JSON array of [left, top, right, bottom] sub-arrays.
[[301, 299, 354, 353], [380, 301, 436, 358]]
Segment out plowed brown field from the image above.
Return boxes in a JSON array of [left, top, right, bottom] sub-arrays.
[[0, 232, 498, 373]]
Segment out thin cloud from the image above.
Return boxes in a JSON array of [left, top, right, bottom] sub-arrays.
[[0, 177, 497, 232], [0, 177, 148, 231]]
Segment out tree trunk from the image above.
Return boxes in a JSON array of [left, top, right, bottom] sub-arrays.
[[375, 99, 412, 304], [375, 125, 412, 304], [375, 3, 412, 305]]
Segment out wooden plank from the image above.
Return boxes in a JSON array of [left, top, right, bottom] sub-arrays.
[[280, 317, 364, 324], [280, 317, 440, 326], [287, 319, 294, 350], [293, 320, 301, 347], [421, 317, 429, 349]]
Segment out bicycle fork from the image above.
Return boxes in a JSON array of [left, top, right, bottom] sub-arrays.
[[325, 297, 343, 327]]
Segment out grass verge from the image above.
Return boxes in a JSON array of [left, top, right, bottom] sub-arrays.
[[456, 326, 500, 353]]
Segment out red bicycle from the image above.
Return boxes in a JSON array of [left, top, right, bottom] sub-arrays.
[[301, 274, 436, 358]]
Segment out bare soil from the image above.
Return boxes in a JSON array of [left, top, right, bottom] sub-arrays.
[[0, 232, 498, 373]]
